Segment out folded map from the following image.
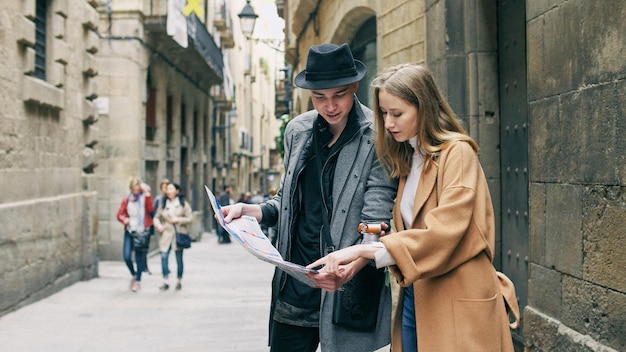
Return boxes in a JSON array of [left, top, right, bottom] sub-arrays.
[[205, 186, 318, 287]]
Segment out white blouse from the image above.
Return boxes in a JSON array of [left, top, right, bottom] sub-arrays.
[[375, 136, 424, 268]]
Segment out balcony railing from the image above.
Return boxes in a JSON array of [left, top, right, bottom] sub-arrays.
[[187, 15, 224, 80], [144, 0, 224, 86]]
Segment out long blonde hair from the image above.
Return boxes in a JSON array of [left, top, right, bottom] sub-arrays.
[[373, 64, 478, 178]]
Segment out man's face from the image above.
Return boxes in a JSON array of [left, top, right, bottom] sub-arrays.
[[310, 83, 358, 132]]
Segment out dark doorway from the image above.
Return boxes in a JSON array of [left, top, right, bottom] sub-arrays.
[[351, 17, 377, 108], [498, 0, 529, 346]]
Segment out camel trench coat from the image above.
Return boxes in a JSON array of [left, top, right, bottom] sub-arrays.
[[380, 141, 514, 352]]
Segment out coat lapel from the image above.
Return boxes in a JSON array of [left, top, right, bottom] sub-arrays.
[[394, 162, 439, 230], [412, 163, 438, 221]]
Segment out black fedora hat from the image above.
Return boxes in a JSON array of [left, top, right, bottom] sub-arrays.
[[294, 43, 367, 90]]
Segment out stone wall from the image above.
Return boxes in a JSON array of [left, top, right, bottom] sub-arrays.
[[94, 10, 149, 261], [525, 0, 626, 351], [0, 0, 100, 315]]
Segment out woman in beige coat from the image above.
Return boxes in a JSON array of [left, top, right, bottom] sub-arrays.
[[153, 182, 193, 290], [309, 64, 517, 351]]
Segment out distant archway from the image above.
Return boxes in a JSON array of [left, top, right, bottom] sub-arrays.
[[350, 17, 377, 108]]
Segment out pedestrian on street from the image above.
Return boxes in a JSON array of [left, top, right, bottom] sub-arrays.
[[152, 179, 170, 212], [220, 43, 397, 352], [144, 178, 170, 275], [308, 63, 519, 352], [153, 182, 193, 291], [116, 177, 154, 292]]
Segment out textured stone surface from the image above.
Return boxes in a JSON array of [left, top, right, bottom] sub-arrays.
[[544, 184, 583, 276], [582, 186, 626, 292], [0, 0, 100, 315], [526, 0, 626, 349], [525, 306, 619, 352], [561, 275, 625, 351], [528, 264, 562, 320]]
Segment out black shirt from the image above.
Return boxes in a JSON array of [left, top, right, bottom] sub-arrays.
[[279, 105, 360, 310]]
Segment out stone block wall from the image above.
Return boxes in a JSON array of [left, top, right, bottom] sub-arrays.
[[0, 0, 100, 315], [525, 0, 626, 350]]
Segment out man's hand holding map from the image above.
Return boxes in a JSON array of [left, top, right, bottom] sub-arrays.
[[205, 186, 318, 287]]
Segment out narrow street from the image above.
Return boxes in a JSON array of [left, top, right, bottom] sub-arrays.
[[0, 233, 274, 352]]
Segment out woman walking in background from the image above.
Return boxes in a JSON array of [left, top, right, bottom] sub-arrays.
[[153, 182, 193, 291], [116, 177, 154, 292]]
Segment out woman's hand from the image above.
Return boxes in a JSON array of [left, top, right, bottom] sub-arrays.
[[308, 244, 375, 275], [140, 183, 151, 197], [306, 257, 370, 292], [156, 224, 165, 233]]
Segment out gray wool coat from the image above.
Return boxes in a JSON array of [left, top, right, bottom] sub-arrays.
[[260, 97, 398, 352]]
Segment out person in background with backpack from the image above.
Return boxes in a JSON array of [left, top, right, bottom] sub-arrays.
[[153, 182, 193, 291], [116, 177, 154, 292]]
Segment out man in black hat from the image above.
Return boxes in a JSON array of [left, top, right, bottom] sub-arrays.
[[220, 43, 397, 352]]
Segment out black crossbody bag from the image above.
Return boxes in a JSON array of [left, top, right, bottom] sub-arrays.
[[315, 137, 385, 332]]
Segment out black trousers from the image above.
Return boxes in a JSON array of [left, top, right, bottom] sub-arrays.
[[270, 320, 319, 352]]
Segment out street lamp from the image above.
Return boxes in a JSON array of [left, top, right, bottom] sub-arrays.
[[238, 0, 258, 40]]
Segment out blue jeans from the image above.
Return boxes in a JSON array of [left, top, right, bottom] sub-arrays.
[[161, 245, 184, 279], [134, 251, 146, 281], [123, 231, 146, 281], [402, 285, 418, 352]]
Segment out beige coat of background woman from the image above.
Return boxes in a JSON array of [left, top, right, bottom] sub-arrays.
[[153, 197, 193, 252]]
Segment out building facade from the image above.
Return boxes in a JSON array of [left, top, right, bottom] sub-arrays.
[[280, 0, 625, 351], [0, 0, 286, 316], [0, 0, 100, 314], [223, 0, 284, 200], [95, 0, 228, 260]]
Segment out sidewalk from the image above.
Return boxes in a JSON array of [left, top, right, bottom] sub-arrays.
[[0, 232, 275, 352]]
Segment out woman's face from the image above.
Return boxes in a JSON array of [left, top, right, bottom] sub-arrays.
[[166, 184, 179, 199], [160, 183, 168, 194], [130, 184, 142, 196], [378, 89, 419, 143]]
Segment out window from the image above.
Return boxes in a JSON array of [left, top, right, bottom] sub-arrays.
[[34, 0, 48, 80], [166, 95, 173, 144], [180, 103, 187, 136], [193, 110, 199, 149], [145, 87, 157, 141]]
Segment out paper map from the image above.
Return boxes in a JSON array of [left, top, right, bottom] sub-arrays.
[[205, 186, 318, 287]]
